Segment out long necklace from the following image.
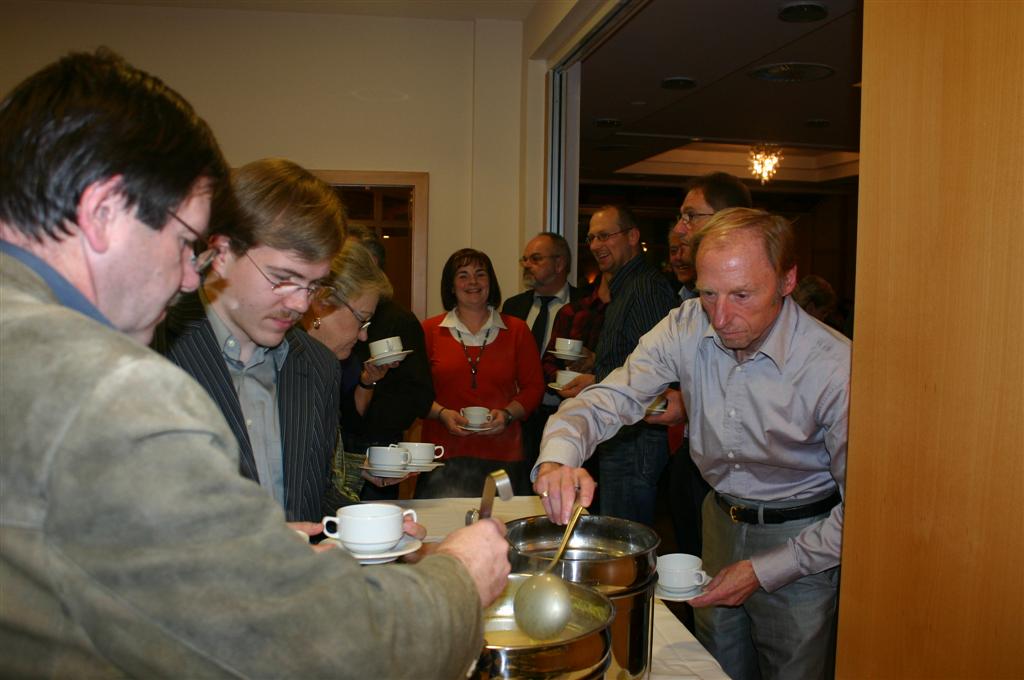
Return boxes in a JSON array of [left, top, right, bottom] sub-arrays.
[[455, 327, 492, 389]]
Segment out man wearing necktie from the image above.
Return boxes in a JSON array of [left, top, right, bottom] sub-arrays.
[[502, 232, 580, 488]]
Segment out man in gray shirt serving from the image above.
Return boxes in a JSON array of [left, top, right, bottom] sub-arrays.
[[534, 207, 850, 680]]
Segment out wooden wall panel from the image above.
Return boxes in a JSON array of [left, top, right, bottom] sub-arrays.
[[837, 2, 1024, 678]]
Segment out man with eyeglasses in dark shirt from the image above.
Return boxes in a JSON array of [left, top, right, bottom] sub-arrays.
[[545, 205, 677, 526], [153, 158, 345, 524]]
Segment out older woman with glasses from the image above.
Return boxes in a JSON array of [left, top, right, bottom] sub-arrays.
[[298, 241, 409, 505]]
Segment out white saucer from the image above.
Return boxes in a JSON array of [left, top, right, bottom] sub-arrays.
[[458, 424, 493, 432], [547, 382, 570, 391], [367, 349, 413, 367], [359, 463, 409, 478], [655, 584, 705, 602], [406, 462, 444, 471], [324, 535, 423, 565], [548, 350, 585, 362]]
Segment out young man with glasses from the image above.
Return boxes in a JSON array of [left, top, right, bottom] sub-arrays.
[[502, 232, 581, 488], [543, 205, 677, 525], [153, 157, 346, 523]]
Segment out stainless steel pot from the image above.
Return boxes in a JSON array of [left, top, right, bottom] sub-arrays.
[[506, 515, 660, 679], [474, 573, 614, 679]]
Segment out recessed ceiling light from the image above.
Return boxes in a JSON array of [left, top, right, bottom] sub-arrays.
[[661, 76, 697, 90], [749, 63, 834, 82], [595, 118, 622, 128], [778, 1, 828, 23]]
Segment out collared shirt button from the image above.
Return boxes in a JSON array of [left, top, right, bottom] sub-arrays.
[[727, 452, 735, 459], [733, 464, 740, 469], [227, 339, 236, 347], [729, 409, 736, 418], [245, 419, 253, 427], [736, 366, 743, 373]]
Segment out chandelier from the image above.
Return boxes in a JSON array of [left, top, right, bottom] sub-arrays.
[[749, 144, 783, 184]]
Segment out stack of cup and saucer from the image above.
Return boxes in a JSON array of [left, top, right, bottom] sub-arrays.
[[549, 369, 581, 391], [547, 336, 585, 362], [457, 406, 494, 432], [366, 336, 413, 367], [398, 441, 445, 473], [360, 444, 445, 478], [655, 553, 712, 602], [321, 504, 422, 565]]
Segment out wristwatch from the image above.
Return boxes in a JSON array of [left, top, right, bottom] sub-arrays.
[[501, 408, 515, 424]]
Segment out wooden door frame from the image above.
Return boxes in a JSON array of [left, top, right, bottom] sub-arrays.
[[312, 170, 429, 319]]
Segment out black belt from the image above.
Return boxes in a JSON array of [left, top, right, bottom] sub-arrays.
[[715, 491, 840, 524]]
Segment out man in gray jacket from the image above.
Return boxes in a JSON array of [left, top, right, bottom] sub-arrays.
[[0, 48, 508, 678]]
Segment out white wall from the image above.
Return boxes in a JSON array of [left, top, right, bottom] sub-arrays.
[[1, 1, 527, 315]]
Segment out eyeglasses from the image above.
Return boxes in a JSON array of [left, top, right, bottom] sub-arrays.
[[339, 298, 372, 331], [244, 252, 335, 300], [520, 254, 559, 265], [584, 227, 633, 245], [676, 211, 715, 225], [167, 210, 215, 273]]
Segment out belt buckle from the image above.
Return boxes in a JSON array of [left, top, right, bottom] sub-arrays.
[[729, 505, 742, 523]]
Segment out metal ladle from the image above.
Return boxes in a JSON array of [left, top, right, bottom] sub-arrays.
[[512, 502, 586, 640]]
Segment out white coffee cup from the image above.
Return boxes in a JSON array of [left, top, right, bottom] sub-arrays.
[[399, 442, 444, 464], [460, 406, 493, 427], [366, 444, 411, 468], [658, 553, 711, 591], [368, 336, 403, 358], [322, 503, 417, 554], [555, 337, 583, 354], [556, 370, 582, 387]]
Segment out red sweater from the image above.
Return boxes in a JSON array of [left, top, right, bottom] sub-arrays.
[[420, 313, 544, 462]]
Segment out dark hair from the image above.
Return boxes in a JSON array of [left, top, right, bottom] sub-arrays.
[[536, 232, 572, 273], [440, 248, 502, 311], [215, 158, 345, 262], [686, 172, 753, 212], [793, 274, 836, 313], [594, 204, 638, 232], [0, 48, 228, 241]]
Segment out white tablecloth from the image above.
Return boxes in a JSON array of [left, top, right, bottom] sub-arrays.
[[400, 496, 729, 680]]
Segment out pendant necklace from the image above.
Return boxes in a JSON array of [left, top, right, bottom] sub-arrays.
[[455, 327, 492, 389]]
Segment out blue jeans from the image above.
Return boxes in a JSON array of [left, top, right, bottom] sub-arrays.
[[595, 423, 668, 526], [695, 492, 839, 680]]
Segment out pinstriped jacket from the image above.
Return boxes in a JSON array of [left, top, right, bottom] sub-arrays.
[[153, 293, 340, 522]]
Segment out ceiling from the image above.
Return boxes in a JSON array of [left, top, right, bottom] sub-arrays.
[[73, 0, 861, 185], [577, 0, 863, 184], [70, 0, 538, 21]]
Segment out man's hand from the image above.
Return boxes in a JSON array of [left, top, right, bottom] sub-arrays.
[[644, 388, 686, 426], [688, 559, 761, 608], [533, 462, 595, 524], [435, 518, 511, 606], [556, 373, 595, 399]]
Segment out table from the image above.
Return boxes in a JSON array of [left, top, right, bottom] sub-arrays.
[[400, 496, 729, 680]]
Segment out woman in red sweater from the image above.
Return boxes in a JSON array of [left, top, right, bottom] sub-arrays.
[[416, 249, 544, 497]]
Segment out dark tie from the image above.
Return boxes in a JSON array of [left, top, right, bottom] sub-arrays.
[[531, 296, 555, 352]]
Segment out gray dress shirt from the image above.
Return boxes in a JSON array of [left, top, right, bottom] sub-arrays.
[[206, 306, 290, 508], [539, 297, 851, 591]]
